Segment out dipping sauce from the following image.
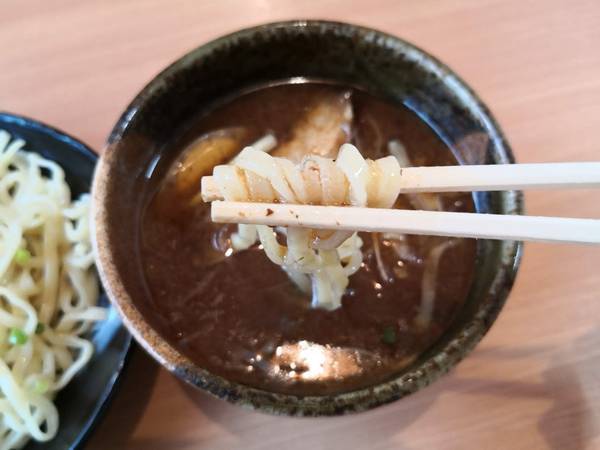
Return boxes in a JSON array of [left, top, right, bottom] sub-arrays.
[[140, 82, 476, 395]]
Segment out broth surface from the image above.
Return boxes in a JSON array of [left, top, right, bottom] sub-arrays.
[[140, 83, 477, 395]]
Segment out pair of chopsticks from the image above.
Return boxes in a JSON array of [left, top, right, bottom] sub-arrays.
[[202, 162, 600, 245]]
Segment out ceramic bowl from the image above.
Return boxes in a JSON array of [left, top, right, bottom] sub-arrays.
[[92, 20, 522, 415]]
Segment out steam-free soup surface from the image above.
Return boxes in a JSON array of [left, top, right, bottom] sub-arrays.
[[140, 83, 476, 395]]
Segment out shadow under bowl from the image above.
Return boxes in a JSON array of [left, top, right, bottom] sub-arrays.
[[92, 20, 523, 416]]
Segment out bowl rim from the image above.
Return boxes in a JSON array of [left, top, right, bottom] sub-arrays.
[[92, 19, 523, 416], [0, 111, 134, 448]]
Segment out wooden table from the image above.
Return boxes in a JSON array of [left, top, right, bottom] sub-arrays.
[[3, 1, 599, 449]]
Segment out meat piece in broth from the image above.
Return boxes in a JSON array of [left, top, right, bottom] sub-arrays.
[[168, 127, 247, 198], [272, 90, 353, 162], [153, 128, 247, 216]]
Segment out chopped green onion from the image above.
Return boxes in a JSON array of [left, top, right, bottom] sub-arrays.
[[381, 326, 397, 345], [8, 328, 28, 346], [33, 378, 49, 394], [14, 248, 31, 266], [35, 323, 45, 335]]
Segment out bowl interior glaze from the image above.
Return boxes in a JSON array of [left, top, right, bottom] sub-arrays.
[[93, 21, 522, 415]]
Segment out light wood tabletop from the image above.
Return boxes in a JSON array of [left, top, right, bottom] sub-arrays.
[[2, 1, 599, 449]]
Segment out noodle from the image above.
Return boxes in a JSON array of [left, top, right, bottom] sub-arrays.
[[388, 139, 442, 211], [210, 144, 401, 309], [0, 130, 106, 449], [228, 135, 277, 250], [415, 239, 457, 328]]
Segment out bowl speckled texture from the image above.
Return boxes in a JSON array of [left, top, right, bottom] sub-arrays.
[[92, 20, 523, 415]]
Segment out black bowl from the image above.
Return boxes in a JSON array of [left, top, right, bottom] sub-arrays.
[[93, 21, 523, 415], [0, 112, 133, 449]]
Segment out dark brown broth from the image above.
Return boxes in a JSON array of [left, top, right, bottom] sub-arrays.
[[140, 83, 477, 395]]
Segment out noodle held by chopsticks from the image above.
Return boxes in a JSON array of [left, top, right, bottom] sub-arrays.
[[207, 144, 402, 309], [0, 130, 106, 449]]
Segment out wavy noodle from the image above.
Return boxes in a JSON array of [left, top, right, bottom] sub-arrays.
[[212, 144, 401, 309], [388, 139, 442, 211], [0, 130, 106, 449], [415, 239, 457, 328]]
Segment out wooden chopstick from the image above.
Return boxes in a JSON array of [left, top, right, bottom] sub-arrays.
[[395, 162, 600, 192], [211, 201, 600, 245], [200, 162, 600, 202]]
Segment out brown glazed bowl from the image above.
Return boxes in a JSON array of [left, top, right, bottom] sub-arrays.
[[92, 20, 523, 415]]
